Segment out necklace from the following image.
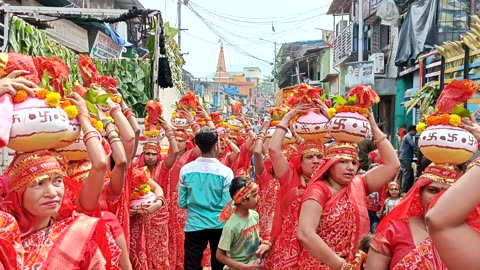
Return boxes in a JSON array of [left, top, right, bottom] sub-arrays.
[[302, 175, 310, 186]]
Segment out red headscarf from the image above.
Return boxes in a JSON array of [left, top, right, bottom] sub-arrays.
[[3, 150, 75, 233], [377, 163, 462, 232], [135, 141, 163, 169]]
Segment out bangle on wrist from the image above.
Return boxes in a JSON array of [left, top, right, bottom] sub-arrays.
[[276, 125, 288, 133], [374, 133, 387, 145]]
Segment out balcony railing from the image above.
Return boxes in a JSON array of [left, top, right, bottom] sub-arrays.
[[333, 23, 355, 66]]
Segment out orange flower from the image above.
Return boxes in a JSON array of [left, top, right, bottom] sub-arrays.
[[349, 106, 357, 113], [35, 88, 51, 99], [13, 90, 28, 103], [61, 100, 72, 109], [91, 118, 97, 126], [440, 114, 450, 125]]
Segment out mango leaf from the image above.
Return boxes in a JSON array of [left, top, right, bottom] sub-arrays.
[[39, 72, 50, 89], [85, 100, 99, 116], [85, 88, 97, 104], [96, 93, 113, 105], [452, 104, 472, 117], [64, 80, 72, 96], [333, 95, 346, 107], [345, 96, 357, 106]]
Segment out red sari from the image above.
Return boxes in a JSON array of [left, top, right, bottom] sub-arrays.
[[129, 164, 170, 269], [268, 167, 305, 269], [233, 144, 252, 176], [0, 211, 23, 269], [370, 219, 445, 269], [21, 212, 119, 269], [298, 175, 370, 269], [255, 164, 278, 240], [166, 149, 197, 270]]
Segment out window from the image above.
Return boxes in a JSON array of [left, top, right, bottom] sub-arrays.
[[437, 0, 469, 44]]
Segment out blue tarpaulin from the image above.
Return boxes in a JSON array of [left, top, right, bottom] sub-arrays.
[[224, 85, 239, 95]]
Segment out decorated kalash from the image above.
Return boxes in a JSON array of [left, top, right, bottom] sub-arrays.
[[0, 52, 143, 269]]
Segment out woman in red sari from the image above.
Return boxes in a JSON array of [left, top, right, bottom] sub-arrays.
[[129, 123, 179, 269], [3, 150, 120, 269], [165, 128, 198, 270], [365, 163, 461, 269], [267, 105, 324, 269], [297, 112, 399, 269], [425, 117, 480, 270]]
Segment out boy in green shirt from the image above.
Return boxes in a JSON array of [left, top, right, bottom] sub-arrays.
[[216, 177, 271, 270]]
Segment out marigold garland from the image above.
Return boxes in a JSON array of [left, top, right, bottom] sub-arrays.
[[418, 113, 464, 134], [131, 183, 152, 200], [144, 114, 162, 138], [333, 105, 370, 118], [13, 90, 28, 103]]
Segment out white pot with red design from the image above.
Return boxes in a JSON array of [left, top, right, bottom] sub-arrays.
[[55, 118, 81, 149], [59, 131, 89, 161], [328, 112, 371, 143], [171, 111, 189, 129], [293, 109, 329, 143], [419, 125, 478, 165], [265, 125, 295, 145], [228, 116, 243, 131], [8, 97, 71, 152]]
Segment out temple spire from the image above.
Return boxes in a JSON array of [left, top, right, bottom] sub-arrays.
[[214, 42, 229, 83]]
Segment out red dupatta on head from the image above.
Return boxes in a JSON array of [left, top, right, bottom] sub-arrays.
[[377, 163, 462, 232]]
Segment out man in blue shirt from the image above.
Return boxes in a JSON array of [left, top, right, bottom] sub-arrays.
[[399, 125, 417, 193], [179, 127, 234, 270]]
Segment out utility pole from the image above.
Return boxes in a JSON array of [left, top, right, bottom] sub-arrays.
[[358, 0, 364, 61], [177, 0, 182, 49], [273, 41, 277, 91]]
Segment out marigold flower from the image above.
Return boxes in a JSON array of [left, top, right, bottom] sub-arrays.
[[416, 122, 426, 134], [145, 130, 151, 137], [440, 114, 450, 125], [13, 90, 28, 103], [200, 121, 207, 126], [94, 120, 104, 132], [153, 129, 159, 136], [35, 88, 51, 99], [107, 116, 115, 123], [449, 114, 461, 126], [44, 92, 61, 108], [64, 105, 78, 119], [61, 100, 72, 109], [328, 108, 337, 119], [91, 118, 97, 126]]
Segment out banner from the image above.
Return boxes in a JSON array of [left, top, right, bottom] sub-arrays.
[[343, 61, 375, 93]]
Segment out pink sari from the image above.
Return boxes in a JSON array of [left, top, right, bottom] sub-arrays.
[[298, 175, 370, 269]]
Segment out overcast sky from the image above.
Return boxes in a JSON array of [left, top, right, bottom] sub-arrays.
[[140, 0, 334, 79]]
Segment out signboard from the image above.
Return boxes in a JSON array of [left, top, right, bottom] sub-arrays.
[[90, 31, 123, 58], [343, 61, 375, 93]]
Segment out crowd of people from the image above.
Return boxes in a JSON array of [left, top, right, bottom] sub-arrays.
[[1, 67, 480, 270]]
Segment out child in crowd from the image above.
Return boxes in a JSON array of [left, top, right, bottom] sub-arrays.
[[216, 177, 271, 270], [378, 181, 402, 218]]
